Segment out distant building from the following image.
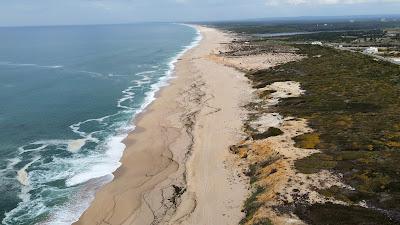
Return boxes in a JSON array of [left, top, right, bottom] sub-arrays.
[[311, 41, 323, 46], [364, 47, 379, 54]]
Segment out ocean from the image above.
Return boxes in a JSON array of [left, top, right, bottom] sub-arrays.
[[0, 23, 200, 225]]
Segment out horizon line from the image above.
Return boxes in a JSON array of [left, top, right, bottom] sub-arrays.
[[1, 13, 399, 29]]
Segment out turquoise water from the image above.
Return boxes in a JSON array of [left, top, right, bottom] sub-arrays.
[[0, 23, 199, 225]]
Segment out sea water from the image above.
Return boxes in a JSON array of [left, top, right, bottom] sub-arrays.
[[0, 23, 200, 225]]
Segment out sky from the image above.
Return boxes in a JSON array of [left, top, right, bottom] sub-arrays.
[[0, 0, 400, 26]]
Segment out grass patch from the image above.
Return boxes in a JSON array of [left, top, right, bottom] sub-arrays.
[[241, 186, 265, 224], [295, 153, 337, 174], [253, 218, 273, 225], [293, 133, 321, 149], [247, 154, 281, 184]]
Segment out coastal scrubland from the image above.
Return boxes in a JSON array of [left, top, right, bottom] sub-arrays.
[[213, 20, 400, 225], [248, 44, 400, 224]]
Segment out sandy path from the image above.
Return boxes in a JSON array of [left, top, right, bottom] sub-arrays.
[[74, 26, 250, 225]]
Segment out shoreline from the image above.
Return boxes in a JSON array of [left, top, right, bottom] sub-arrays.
[[50, 24, 202, 225], [75, 26, 251, 225]]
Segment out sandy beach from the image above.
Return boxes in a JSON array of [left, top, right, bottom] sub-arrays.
[[75, 26, 251, 225]]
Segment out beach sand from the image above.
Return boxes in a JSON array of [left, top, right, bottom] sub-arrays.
[[74, 26, 251, 225]]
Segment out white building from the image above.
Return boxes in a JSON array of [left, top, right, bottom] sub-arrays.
[[364, 47, 379, 54], [311, 41, 323, 46]]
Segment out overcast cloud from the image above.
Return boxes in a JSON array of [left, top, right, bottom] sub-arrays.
[[0, 0, 399, 26]]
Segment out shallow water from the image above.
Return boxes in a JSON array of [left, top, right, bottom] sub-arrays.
[[0, 23, 199, 225]]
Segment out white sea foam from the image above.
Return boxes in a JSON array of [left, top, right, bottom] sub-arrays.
[[75, 70, 103, 77], [18, 144, 48, 153], [67, 139, 87, 153], [15, 158, 40, 207], [18, 184, 32, 203], [108, 73, 127, 77], [0, 61, 63, 69], [3, 198, 48, 225], [69, 113, 117, 131], [45, 65, 63, 69], [16, 157, 40, 206], [42, 175, 113, 225], [30, 135, 98, 153], [65, 134, 126, 187], [136, 70, 156, 76], [32, 139, 70, 146], [118, 86, 135, 110], [7, 158, 21, 169]]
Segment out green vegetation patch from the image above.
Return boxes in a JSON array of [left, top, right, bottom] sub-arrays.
[[294, 203, 397, 225], [295, 153, 337, 174], [293, 133, 321, 149], [252, 127, 284, 140]]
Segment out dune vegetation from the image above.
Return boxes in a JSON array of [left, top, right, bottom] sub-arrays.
[[243, 44, 400, 224]]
